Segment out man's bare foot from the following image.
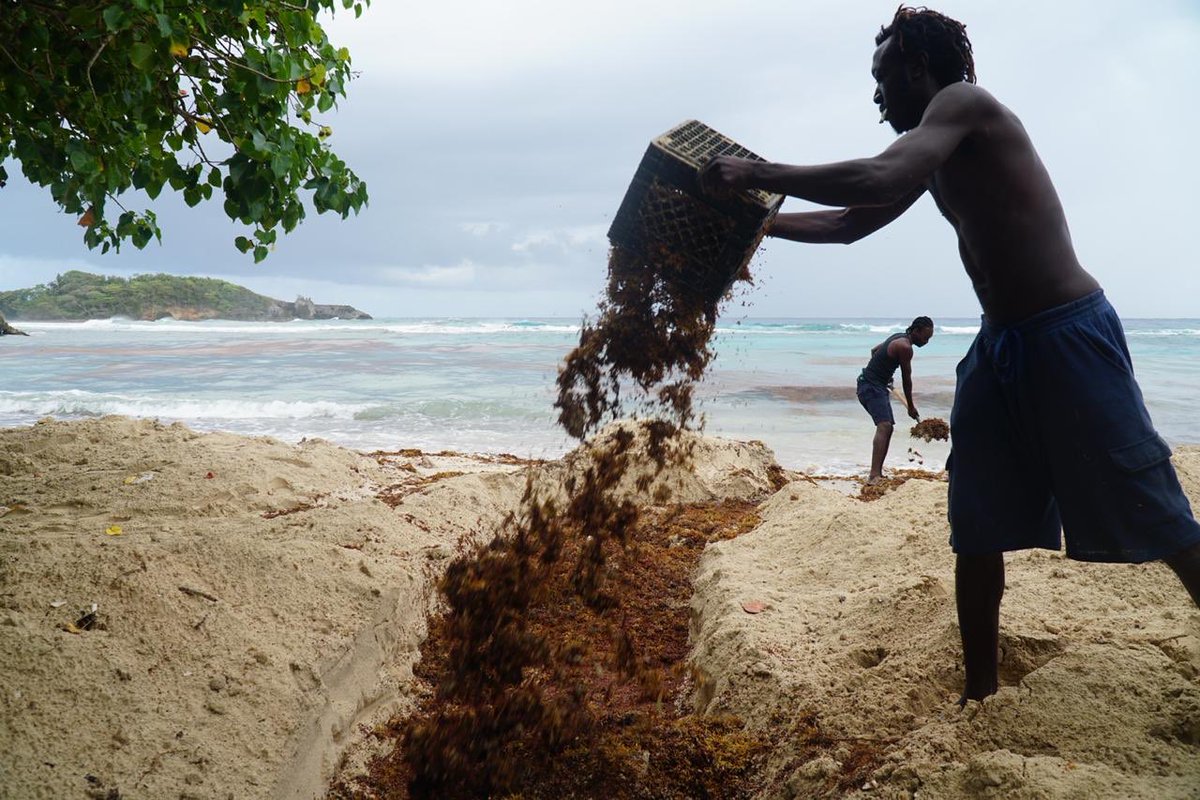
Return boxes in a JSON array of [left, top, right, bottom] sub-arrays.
[[866, 474, 884, 485]]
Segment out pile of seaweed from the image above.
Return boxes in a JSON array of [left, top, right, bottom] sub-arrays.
[[331, 244, 769, 799], [336, 498, 770, 799]]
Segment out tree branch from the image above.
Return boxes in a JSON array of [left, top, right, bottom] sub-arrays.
[[181, 71, 236, 143], [194, 43, 296, 85], [0, 42, 38, 78], [86, 35, 113, 99]]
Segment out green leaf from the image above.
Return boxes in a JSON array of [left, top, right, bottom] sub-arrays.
[[69, 149, 95, 173], [129, 42, 155, 71], [234, 236, 252, 253], [250, 130, 274, 156], [102, 6, 127, 31], [270, 153, 294, 178], [131, 225, 153, 249], [68, 7, 96, 27]]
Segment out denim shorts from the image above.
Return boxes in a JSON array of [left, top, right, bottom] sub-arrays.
[[857, 376, 894, 425], [948, 290, 1200, 562]]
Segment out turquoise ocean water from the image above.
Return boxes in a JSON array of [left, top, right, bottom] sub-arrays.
[[2, 316, 1198, 475]]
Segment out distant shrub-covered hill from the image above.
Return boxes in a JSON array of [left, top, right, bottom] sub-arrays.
[[0, 271, 370, 322]]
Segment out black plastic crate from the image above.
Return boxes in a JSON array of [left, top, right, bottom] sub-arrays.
[[607, 120, 783, 305]]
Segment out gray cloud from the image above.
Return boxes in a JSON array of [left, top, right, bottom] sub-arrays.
[[2, 1, 1197, 318]]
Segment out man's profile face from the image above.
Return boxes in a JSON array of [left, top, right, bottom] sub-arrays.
[[912, 326, 934, 347], [872, 36, 918, 134]]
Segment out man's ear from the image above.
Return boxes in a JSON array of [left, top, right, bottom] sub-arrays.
[[905, 51, 930, 82]]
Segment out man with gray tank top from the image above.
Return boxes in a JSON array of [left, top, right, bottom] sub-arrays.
[[857, 316, 934, 483]]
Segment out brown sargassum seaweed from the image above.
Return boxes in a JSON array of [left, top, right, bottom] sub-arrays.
[[333, 245, 785, 799], [910, 417, 950, 442]]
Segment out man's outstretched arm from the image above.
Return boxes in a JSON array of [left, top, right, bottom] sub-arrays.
[[896, 342, 919, 420], [702, 82, 980, 207], [768, 187, 925, 244]]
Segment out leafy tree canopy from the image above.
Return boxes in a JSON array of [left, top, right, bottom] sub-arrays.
[[0, 0, 370, 262]]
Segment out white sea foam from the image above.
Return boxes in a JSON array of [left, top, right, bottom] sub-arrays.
[[0, 390, 369, 421], [1126, 328, 1200, 337], [714, 323, 908, 336], [14, 318, 582, 336]]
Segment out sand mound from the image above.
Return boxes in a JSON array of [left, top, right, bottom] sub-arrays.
[[535, 421, 787, 508], [690, 451, 1200, 799], [0, 417, 529, 800]]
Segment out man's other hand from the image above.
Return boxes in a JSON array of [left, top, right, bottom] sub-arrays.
[[908, 405, 920, 421], [699, 155, 756, 195]]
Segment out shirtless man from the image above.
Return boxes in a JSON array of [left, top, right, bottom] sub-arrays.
[[858, 316, 933, 483], [700, 6, 1200, 704]]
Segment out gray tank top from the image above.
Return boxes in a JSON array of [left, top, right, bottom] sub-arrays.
[[860, 332, 909, 386]]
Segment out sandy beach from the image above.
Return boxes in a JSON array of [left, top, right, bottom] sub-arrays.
[[1, 416, 1197, 799]]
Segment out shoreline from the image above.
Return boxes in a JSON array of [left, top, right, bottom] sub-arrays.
[[0, 410, 961, 478], [1, 416, 1197, 798]]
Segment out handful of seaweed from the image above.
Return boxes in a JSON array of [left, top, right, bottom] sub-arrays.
[[910, 417, 950, 442]]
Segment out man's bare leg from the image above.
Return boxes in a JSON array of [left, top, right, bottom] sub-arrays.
[[868, 421, 894, 483], [956, 552, 1004, 704], [1164, 540, 1200, 606]]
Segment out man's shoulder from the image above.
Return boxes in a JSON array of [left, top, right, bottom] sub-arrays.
[[927, 82, 1006, 120], [887, 336, 914, 356]]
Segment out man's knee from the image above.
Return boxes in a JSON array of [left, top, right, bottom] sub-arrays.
[[955, 552, 1004, 592], [956, 551, 1003, 571], [876, 421, 894, 435], [1164, 540, 1200, 569]]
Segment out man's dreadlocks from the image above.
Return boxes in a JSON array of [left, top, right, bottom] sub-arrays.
[[907, 316, 934, 335], [877, 6, 976, 86]]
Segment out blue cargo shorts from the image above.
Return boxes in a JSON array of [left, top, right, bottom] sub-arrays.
[[948, 290, 1200, 563], [857, 375, 894, 426]]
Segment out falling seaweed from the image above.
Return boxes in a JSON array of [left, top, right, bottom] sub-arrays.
[[352, 117, 785, 797]]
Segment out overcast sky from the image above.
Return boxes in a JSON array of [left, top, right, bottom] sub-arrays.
[[2, 1, 1197, 319]]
